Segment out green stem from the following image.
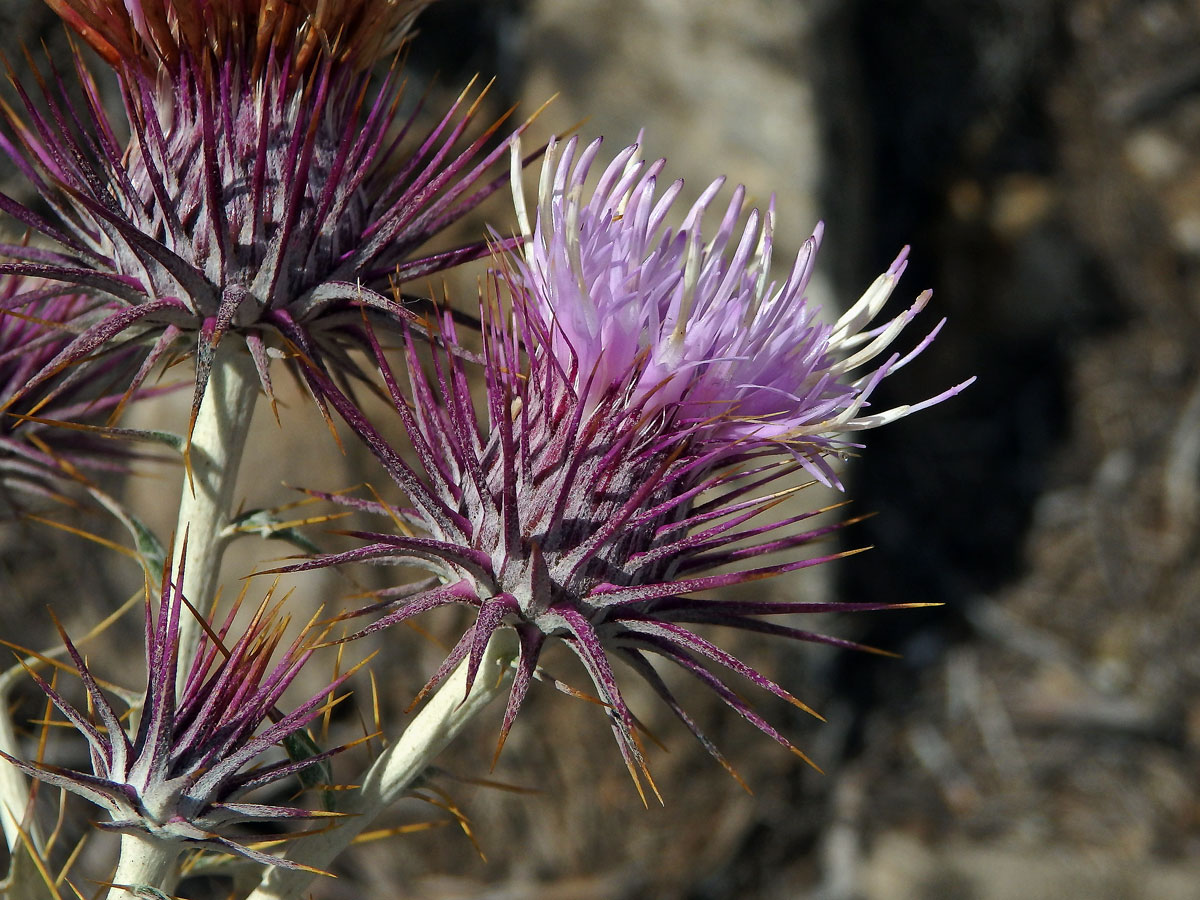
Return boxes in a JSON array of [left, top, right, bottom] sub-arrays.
[[171, 344, 260, 698], [105, 833, 180, 900], [243, 630, 518, 900], [0, 663, 41, 857]]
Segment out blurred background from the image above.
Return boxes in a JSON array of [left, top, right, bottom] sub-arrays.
[[2, 1, 1199, 898]]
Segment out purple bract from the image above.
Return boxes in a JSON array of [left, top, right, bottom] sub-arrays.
[[0, 276, 148, 514]]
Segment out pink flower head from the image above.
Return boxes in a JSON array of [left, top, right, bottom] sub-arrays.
[[512, 136, 973, 485]]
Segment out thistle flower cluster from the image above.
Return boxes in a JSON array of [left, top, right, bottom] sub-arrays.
[[0, 0, 972, 894]]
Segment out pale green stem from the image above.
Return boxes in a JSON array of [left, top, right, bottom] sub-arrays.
[[171, 344, 260, 698], [0, 663, 41, 857], [105, 833, 180, 900], [243, 630, 518, 900]]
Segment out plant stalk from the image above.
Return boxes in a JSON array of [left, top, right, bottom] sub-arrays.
[[105, 833, 181, 900], [244, 629, 518, 900], [171, 343, 260, 698], [0, 664, 42, 862]]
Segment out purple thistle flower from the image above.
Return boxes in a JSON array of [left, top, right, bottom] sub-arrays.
[[291, 254, 957, 795], [0, 551, 353, 868], [0, 0, 525, 424], [513, 137, 974, 486], [283, 138, 972, 793]]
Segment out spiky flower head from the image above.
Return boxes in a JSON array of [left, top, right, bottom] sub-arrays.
[[293, 131, 971, 790], [514, 137, 972, 486], [0, 554, 351, 867], [0, 0, 523, 425]]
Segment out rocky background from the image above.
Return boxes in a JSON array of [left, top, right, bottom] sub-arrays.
[[2, 1, 1199, 898]]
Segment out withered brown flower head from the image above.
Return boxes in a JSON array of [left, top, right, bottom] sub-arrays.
[[45, 0, 434, 79]]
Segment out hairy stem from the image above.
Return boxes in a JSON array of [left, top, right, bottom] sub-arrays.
[[244, 629, 518, 900], [172, 344, 260, 698], [105, 833, 180, 900]]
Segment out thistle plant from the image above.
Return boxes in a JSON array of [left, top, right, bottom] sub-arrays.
[[0, 3, 972, 899]]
